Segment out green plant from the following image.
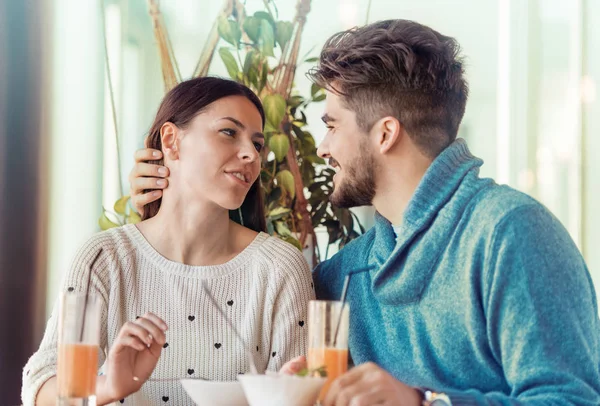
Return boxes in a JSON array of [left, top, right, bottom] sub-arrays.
[[211, 0, 363, 263], [99, 196, 141, 229], [99, 0, 363, 264], [295, 365, 327, 378]]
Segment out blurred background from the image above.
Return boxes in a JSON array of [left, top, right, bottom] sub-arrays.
[[1, 0, 599, 403]]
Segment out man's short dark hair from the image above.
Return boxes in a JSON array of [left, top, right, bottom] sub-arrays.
[[308, 19, 469, 158]]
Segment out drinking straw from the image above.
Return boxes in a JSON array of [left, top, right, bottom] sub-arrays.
[[332, 265, 376, 347], [79, 248, 103, 342], [201, 281, 259, 374]]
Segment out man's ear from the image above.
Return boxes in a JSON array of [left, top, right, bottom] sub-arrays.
[[373, 116, 403, 154], [160, 122, 179, 160]]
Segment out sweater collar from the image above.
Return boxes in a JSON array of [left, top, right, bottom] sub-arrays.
[[368, 139, 487, 304]]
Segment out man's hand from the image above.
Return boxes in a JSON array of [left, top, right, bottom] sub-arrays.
[[129, 148, 170, 215], [323, 362, 422, 406]]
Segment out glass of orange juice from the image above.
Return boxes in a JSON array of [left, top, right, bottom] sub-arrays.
[[307, 300, 349, 403], [57, 292, 101, 406]]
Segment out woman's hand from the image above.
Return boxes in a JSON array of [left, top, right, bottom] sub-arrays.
[[279, 356, 307, 375], [100, 313, 168, 402], [129, 149, 170, 215]]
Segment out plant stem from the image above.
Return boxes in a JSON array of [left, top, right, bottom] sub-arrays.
[[101, 0, 124, 197]]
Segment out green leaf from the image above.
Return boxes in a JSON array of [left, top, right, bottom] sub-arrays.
[[258, 19, 275, 57], [99, 211, 119, 230], [268, 187, 282, 203], [340, 208, 354, 233], [254, 11, 275, 26], [127, 210, 141, 224], [269, 133, 289, 162], [351, 211, 365, 234], [283, 235, 303, 251], [287, 95, 304, 108], [243, 16, 261, 43], [311, 201, 328, 228], [276, 169, 295, 199], [264, 121, 278, 133], [308, 181, 327, 193], [313, 93, 326, 102], [266, 219, 275, 235], [263, 94, 286, 128], [304, 56, 319, 63], [243, 50, 259, 88], [268, 206, 291, 220], [275, 221, 291, 237], [219, 48, 239, 80], [259, 62, 269, 92], [217, 16, 242, 47], [275, 21, 294, 50], [311, 83, 322, 98], [295, 365, 326, 377], [307, 154, 326, 165], [114, 195, 130, 215]]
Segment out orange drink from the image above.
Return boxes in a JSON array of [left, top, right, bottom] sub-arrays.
[[307, 300, 350, 403], [57, 343, 99, 397], [57, 292, 101, 405], [308, 347, 348, 401]]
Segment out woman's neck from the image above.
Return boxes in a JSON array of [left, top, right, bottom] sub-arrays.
[[137, 197, 247, 266]]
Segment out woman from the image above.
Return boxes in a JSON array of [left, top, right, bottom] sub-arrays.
[[22, 77, 314, 405]]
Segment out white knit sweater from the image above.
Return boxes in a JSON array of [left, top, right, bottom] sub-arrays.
[[22, 224, 315, 405]]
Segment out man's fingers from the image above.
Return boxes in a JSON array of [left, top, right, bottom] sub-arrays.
[[130, 162, 169, 181], [131, 177, 168, 194], [134, 148, 162, 163], [324, 363, 379, 406], [131, 191, 162, 210]]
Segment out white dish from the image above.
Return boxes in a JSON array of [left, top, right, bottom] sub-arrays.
[[238, 373, 327, 406], [180, 379, 249, 406]]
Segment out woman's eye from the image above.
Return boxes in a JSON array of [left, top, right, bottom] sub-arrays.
[[221, 128, 236, 136], [254, 142, 264, 152]]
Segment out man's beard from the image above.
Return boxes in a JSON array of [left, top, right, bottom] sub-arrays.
[[329, 149, 377, 208]]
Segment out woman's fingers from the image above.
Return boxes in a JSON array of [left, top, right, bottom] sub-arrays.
[[280, 356, 307, 375], [118, 321, 155, 348], [116, 335, 148, 352], [140, 312, 168, 332], [134, 314, 167, 346]]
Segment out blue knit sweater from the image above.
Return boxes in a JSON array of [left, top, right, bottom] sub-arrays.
[[314, 139, 600, 405]]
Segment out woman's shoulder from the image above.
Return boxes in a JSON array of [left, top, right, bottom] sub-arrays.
[[254, 233, 311, 275], [72, 225, 138, 265]]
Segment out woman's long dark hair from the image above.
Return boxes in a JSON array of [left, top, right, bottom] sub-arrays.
[[142, 76, 267, 233]]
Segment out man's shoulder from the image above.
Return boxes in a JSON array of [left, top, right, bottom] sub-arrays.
[[319, 227, 377, 271], [468, 183, 551, 229], [314, 227, 377, 301]]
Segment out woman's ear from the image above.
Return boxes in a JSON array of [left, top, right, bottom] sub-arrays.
[[160, 122, 179, 160]]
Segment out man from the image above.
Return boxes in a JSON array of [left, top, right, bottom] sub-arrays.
[[130, 19, 600, 406]]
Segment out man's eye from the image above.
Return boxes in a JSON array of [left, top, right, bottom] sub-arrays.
[[254, 142, 264, 152]]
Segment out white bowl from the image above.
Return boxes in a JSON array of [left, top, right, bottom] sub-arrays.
[[180, 379, 249, 406], [237, 373, 327, 406]]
